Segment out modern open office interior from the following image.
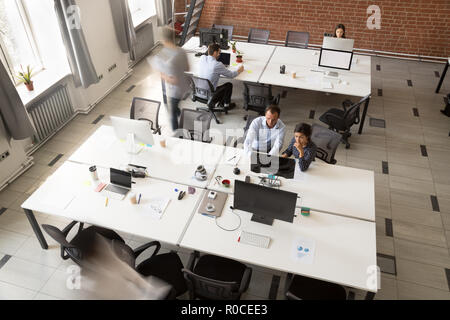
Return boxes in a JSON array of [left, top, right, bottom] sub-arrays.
[[0, 0, 449, 301]]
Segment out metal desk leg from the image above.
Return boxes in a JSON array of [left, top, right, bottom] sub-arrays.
[[23, 208, 48, 250], [161, 78, 168, 105], [358, 96, 371, 135], [435, 61, 449, 94]]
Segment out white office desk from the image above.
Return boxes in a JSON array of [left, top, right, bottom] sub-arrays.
[[183, 36, 276, 83], [22, 161, 204, 247], [68, 125, 225, 188], [209, 147, 375, 222], [180, 195, 377, 293]]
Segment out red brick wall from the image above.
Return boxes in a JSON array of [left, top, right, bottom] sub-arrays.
[[192, 0, 449, 58]]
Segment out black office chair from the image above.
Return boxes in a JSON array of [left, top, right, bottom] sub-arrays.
[[130, 97, 162, 135], [42, 222, 187, 299], [190, 75, 227, 124], [182, 251, 252, 300], [248, 28, 270, 44], [319, 94, 370, 149], [284, 273, 347, 300], [177, 108, 213, 143], [212, 24, 234, 40], [243, 82, 280, 120], [285, 31, 310, 48], [311, 124, 342, 164]]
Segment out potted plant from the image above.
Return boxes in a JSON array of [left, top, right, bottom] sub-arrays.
[[16, 65, 34, 91], [230, 40, 237, 53], [236, 49, 243, 63]]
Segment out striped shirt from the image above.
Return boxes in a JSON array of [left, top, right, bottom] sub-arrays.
[[282, 138, 317, 172]]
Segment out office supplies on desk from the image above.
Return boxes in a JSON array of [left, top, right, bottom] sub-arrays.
[[138, 193, 142, 204], [214, 176, 223, 185], [291, 237, 316, 264], [226, 153, 241, 166], [245, 176, 251, 183], [89, 165, 98, 181], [104, 168, 131, 200], [222, 179, 231, 188], [238, 231, 270, 249], [198, 191, 227, 217], [95, 183, 107, 193], [233, 167, 241, 175], [178, 191, 186, 200], [280, 65, 286, 74], [188, 187, 196, 194], [301, 207, 310, 216], [129, 193, 137, 204], [194, 165, 208, 181], [105, 197, 108, 207], [146, 196, 171, 220]]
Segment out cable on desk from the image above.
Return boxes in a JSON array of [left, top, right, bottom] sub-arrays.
[[215, 206, 241, 231]]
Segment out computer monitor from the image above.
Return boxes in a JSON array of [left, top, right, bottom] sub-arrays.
[[217, 52, 231, 66], [234, 180, 297, 225], [319, 48, 353, 71], [110, 116, 155, 153], [322, 36, 354, 52], [250, 151, 295, 179], [199, 28, 229, 49]]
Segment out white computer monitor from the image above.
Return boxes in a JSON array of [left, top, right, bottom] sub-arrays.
[[319, 48, 353, 71], [110, 116, 155, 147], [322, 36, 354, 52]]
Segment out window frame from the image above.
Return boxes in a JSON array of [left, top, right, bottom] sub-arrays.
[[0, 0, 44, 85]]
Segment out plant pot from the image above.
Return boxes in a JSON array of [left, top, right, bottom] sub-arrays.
[[25, 81, 34, 91], [236, 55, 243, 63], [232, 49, 236, 53]]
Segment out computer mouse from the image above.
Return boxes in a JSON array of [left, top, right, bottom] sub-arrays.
[[233, 167, 241, 175]]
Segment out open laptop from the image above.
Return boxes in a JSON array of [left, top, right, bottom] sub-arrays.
[[104, 168, 132, 200], [218, 52, 231, 66], [250, 151, 296, 179]]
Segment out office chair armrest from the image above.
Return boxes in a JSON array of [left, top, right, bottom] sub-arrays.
[[186, 251, 200, 271], [286, 291, 302, 300], [323, 112, 344, 124], [133, 241, 161, 259], [42, 224, 77, 249], [238, 267, 253, 293], [61, 220, 79, 237], [342, 99, 353, 111], [272, 93, 281, 105]]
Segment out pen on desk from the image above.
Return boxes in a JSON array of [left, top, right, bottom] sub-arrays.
[[238, 237, 241, 242], [105, 197, 108, 207], [138, 194, 141, 204], [228, 155, 236, 162]]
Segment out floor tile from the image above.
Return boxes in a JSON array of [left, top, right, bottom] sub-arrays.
[[393, 220, 447, 248], [0, 229, 29, 256], [0, 281, 37, 300], [397, 280, 450, 300], [389, 176, 435, 195], [394, 238, 450, 268], [391, 205, 443, 228], [396, 258, 449, 291]]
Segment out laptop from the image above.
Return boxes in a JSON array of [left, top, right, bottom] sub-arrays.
[[104, 168, 132, 200], [250, 151, 296, 179], [218, 52, 231, 66]]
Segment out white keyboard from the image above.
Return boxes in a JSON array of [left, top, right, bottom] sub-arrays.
[[239, 231, 271, 248]]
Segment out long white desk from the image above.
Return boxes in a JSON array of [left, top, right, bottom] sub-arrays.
[[180, 195, 377, 293], [208, 147, 375, 222], [68, 125, 225, 188], [22, 161, 204, 247], [183, 36, 275, 83]]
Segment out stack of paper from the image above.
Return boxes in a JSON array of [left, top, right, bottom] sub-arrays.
[[147, 197, 171, 220]]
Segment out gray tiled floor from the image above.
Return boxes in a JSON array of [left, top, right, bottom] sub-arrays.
[[0, 52, 449, 300]]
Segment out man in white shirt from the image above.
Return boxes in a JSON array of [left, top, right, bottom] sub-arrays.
[[198, 43, 244, 110], [244, 105, 286, 156]]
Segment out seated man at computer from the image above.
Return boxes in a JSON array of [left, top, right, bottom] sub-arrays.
[[281, 123, 317, 172], [198, 43, 244, 110], [244, 105, 286, 156]]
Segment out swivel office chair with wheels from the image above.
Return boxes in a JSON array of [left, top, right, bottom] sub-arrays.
[[285, 31, 310, 48], [178, 108, 213, 143], [190, 75, 228, 124], [319, 94, 370, 149], [130, 97, 162, 135], [248, 28, 270, 44], [311, 123, 342, 164], [243, 82, 280, 120]]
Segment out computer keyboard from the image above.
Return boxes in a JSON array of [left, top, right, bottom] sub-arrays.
[[238, 231, 271, 248]]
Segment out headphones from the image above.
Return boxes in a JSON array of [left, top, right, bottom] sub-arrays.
[[195, 165, 208, 181]]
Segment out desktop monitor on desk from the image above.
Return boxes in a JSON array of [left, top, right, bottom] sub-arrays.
[[110, 116, 155, 153], [322, 36, 354, 52], [319, 48, 353, 71], [250, 151, 295, 179], [234, 180, 297, 225], [199, 28, 229, 49]]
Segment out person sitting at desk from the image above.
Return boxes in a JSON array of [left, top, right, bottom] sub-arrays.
[[281, 123, 317, 172], [198, 43, 244, 110], [334, 24, 346, 38], [244, 105, 286, 156]]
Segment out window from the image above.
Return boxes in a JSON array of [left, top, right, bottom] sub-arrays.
[[128, 0, 156, 28], [0, 0, 43, 84]]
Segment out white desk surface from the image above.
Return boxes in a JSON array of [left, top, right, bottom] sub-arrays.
[[21, 161, 203, 245], [269, 46, 371, 75], [183, 36, 276, 83], [68, 125, 225, 188], [209, 147, 375, 222], [259, 64, 371, 97], [180, 195, 378, 292]]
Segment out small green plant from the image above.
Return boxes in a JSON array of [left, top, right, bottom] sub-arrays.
[[16, 65, 33, 85], [229, 40, 237, 51]]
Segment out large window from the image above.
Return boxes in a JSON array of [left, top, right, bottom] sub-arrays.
[[0, 0, 42, 84], [128, 0, 156, 28]]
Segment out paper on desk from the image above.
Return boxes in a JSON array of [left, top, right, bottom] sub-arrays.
[[146, 196, 171, 220], [225, 153, 241, 166], [291, 236, 316, 264], [293, 159, 308, 182]]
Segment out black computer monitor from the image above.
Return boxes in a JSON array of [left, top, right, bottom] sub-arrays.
[[199, 28, 229, 49], [250, 151, 295, 179], [217, 52, 230, 66], [234, 180, 297, 225]]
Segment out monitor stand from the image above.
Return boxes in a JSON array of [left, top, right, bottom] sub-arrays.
[[251, 214, 274, 226], [125, 133, 143, 154]]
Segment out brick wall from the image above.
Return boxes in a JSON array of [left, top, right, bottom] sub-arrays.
[[189, 0, 449, 58]]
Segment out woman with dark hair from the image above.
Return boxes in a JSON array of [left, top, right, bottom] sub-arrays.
[[334, 24, 346, 38], [281, 123, 317, 172]]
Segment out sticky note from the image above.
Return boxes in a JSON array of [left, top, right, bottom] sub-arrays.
[[138, 143, 145, 147], [83, 180, 92, 187], [246, 70, 253, 74], [231, 63, 238, 67]]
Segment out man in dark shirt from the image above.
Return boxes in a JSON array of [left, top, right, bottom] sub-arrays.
[[282, 123, 317, 172]]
